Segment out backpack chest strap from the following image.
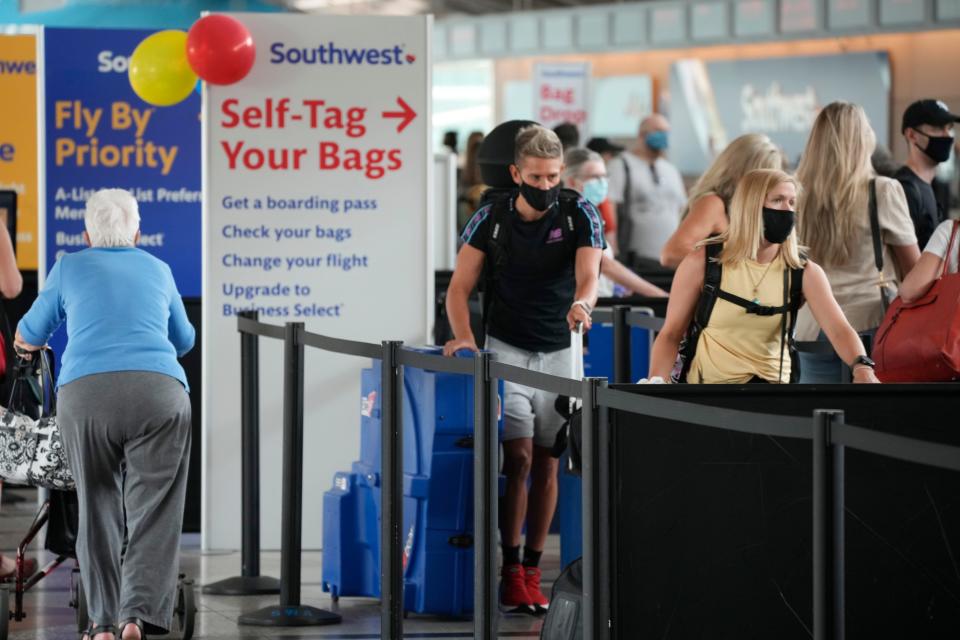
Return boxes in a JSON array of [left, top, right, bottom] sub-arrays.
[[716, 289, 789, 316]]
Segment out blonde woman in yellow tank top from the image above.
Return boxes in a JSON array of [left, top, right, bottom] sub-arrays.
[[649, 169, 880, 384]]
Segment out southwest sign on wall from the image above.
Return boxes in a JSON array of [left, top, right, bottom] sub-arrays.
[[669, 52, 890, 174], [203, 13, 432, 550]]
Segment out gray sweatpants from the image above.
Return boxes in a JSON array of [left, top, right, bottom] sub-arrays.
[[59, 372, 191, 631]]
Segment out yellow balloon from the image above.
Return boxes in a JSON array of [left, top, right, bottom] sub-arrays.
[[128, 30, 197, 107]]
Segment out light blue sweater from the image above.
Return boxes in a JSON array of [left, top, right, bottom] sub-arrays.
[[18, 247, 195, 390]]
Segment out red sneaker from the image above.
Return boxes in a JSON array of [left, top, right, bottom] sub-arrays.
[[500, 564, 531, 611], [524, 566, 549, 612]]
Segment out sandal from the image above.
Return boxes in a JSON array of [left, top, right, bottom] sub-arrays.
[[81, 622, 116, 640], [118, 617, 146, 640]]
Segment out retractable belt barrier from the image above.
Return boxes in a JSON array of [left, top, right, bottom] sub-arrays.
[[229, 309, 960, 640]]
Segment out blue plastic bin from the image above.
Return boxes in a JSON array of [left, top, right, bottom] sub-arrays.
[[582, 308, 654, 381], [322, 348, 499, 616]]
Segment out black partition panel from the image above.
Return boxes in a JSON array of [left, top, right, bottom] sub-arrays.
[[181, 298, 202, 532], [609, 385, 960, 639]]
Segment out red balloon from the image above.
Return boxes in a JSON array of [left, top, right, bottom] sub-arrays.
[[186, 15, 256, 85]]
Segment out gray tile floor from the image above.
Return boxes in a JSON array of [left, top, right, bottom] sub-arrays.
[[1, 487, 551, 639]]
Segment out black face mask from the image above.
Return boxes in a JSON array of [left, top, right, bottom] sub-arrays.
[[915, 129, 954, 164], [519, 180, 560, 212], [762, 207, 796, 244]]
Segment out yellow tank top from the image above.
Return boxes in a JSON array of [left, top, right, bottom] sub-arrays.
[[688, 253, 792, 384]]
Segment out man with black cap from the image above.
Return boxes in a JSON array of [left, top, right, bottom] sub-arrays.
[[895, 99, 959, 248]]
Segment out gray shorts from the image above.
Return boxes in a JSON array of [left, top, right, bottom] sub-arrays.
[[486, 335, 573, 448]]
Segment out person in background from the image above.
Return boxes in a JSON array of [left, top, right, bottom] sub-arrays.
[[899, 217, 960, 303], [647, 169, 879, 384], [660, 133, 784, 268], [15, 189, 195, 640], [458, 131, 486, 228], [0, 219, 28, 583], [443, 126, 603, 613], [607, 114, 686, 269], [796, 102, 919, 383], [442, 130, 459, 156], [552, 122, 580, 152], [586, 137, 626, 252], [895, 99, 958, 248], [563, 148, 667, 298]]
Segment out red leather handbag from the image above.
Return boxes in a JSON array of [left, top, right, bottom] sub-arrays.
[[874, 221, 960, 382]]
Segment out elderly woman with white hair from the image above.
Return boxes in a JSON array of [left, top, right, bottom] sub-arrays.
[[15, 188, 194, 640], [563, 148, 668, 298]]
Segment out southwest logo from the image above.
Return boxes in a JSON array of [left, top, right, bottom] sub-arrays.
[[270, 42, 413, 66], [0, 59, 36, 75]]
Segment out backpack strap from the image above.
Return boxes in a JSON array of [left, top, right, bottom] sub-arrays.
[[868, 178, 884, 274], [558, 189, 582, 253], [481, 195, 513, 330], [616, 156, 633, 261], [788, 263, 805, 381], [716, 290, 790, 316], [676, 243, 723, 382], [696, 243, 723, 325]]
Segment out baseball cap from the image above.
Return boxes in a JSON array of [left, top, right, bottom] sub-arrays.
[[586, 137, 625, 155], [902, 99, 960, 133]]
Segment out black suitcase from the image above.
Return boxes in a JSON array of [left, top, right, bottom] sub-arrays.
[[540, 557, 583, 640]]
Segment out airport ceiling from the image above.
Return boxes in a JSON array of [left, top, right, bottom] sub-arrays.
[[285, 0, 618, 17]]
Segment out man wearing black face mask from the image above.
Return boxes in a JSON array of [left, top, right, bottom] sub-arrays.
[[444, 124, 604, 613], [895, 99, 959, 248]]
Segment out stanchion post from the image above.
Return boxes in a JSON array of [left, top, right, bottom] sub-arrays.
[[204, 310, 280, 596], [279, 321, 306, 608], [381, 341, 404, 640], [237, 322, 341, 627], [813, 409, 845, 640], [597, 378, 611, 638], [241, 310, 261, 578], [612, 306, 631, 384], [473, 351, 498, 640], [582, 377, 610, 640]]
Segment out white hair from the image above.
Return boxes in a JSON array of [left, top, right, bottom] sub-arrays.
[[563, 148, 604, 181], [85, 189, 140, 247]]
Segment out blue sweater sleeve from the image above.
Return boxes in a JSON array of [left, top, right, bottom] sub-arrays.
[[166, 268, 195, 357], [18, 259, 65, 346]]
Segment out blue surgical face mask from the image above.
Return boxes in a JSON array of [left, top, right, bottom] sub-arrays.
[[582, 177, 608, 206], [645, 130, 669, 151]]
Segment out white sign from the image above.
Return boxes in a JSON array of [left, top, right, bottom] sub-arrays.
[[203, 13, 432, 550], [532, 62, 591, 135], [589, 74, 653, 138]]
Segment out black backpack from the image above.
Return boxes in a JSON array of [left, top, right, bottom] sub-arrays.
[[478, 188, 582, 330], [540, 557, 583, 640], [674, 242, 805, 384]]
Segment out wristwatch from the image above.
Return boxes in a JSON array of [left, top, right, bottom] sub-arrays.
[[851, 355, 875, 369]]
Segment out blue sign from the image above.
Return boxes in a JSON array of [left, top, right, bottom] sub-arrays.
[[44, 27, 200, 297]]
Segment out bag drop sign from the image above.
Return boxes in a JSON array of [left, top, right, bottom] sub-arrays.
[[203, 13, 432, 551], [533, 62, 591, 133]]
